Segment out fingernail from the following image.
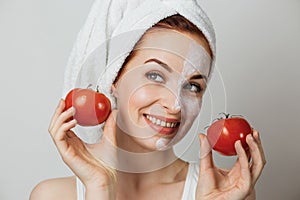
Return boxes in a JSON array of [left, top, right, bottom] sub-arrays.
[[199, 134, 204, 147], [58, 99, 63, 106], [235, 140, 241, 148], [69, 106, 75, 113], [248, 134, 253, 140], [255, 131, 260, 139]]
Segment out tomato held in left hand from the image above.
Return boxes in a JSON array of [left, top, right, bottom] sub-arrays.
[[64, 87, 111, 126], [207, 113, 252, 156]]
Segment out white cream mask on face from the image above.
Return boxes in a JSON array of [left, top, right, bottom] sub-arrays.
[[155, 35, 212, 150], [173, 41, 211, 110]]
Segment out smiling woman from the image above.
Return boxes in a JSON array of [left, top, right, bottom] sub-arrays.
[[30, 0, 265, 199], [111, 28, 210, 152]]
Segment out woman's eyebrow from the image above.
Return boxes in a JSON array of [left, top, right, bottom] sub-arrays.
[[144, 58, 208, 80], [144, 58, 172, 72], [190, 74, 208, 81]]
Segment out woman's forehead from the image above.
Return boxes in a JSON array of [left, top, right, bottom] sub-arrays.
[[137, 29, 209, 57], [131, 30, 212, 76]]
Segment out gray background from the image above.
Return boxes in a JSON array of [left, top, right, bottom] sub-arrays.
[[0, 0, 299, 199]]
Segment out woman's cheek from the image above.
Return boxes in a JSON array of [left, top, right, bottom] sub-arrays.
[[115, 83, 159, 136], [128, 85, 158, 109]]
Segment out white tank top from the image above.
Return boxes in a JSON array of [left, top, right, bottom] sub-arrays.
[[76, 162, 200, 200]]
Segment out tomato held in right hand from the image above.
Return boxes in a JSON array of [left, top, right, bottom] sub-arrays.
[[64, 86, 111, 126], [207, 113, 252, 156]]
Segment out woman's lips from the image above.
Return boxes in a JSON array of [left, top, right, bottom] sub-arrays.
[[143, 114, 180, 135]]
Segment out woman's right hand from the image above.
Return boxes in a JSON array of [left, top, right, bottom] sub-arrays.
[[48, 99, 118, 198]]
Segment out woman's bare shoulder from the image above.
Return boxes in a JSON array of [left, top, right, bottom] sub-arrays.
[[30, 176, 77, 200]]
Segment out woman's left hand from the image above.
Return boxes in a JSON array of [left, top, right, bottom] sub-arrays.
[[196, 130, 266, 200]]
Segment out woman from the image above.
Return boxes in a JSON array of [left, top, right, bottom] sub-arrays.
[[30, 0, 265, 199]]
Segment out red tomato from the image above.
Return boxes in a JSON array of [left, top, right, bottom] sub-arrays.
[[64, 87, 111, 126], [207, 114, 252, 156]]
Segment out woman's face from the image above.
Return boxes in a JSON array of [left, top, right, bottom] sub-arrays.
[[112, 28, 212, 152]]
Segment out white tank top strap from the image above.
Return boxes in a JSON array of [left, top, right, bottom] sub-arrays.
[[76, 176, 85, 200], [181, 162, 200, 200]]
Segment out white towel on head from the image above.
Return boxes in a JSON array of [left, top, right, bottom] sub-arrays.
[[62, 0, 216, 144]]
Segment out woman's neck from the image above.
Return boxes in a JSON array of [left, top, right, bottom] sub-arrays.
[[115, 128, 181, 173], [115, 130, 189, 194], [116, 157, 188, 191]]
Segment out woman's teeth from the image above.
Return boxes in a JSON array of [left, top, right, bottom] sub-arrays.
[[145, 115, 178, 128]]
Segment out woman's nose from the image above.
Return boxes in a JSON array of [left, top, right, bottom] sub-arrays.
[[160, 88, 181, 114]]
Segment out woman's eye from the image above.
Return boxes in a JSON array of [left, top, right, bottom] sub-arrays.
[[183, 82, 203, 93], [146, 71, 164, 83]]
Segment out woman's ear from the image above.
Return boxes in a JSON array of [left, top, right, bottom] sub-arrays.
[[111, 84, 118, 98]]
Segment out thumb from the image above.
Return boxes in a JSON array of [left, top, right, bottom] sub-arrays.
[[199, 133, 214, 172], [86, 110, 119, 169], [84, 110, 118, 151]]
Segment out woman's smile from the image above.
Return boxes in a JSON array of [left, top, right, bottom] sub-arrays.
[[143, 113, 180, 136]]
